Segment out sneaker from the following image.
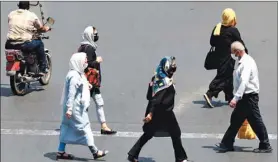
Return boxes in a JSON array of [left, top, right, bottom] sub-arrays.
[[215, 143, 234, 152], [253, 147, 273, 153], [38, 68, 49, 76], [203, 93, 214, 108], [93, 150, 109, 159]]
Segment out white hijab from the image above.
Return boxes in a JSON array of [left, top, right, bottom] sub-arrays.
[[80, 26, 98, 50], [61, 52, 90, 109]]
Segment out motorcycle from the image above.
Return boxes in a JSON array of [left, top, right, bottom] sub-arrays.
[[5, 17, 55, 96]]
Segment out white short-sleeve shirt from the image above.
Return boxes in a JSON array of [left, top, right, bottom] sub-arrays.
[[7, 9, 41, 43]]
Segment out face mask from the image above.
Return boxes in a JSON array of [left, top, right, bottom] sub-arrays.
[[83, 57, 88, 69], [231, 53, 238, 61], [83, 63, 88, 70], [93, 33, 99, 42]]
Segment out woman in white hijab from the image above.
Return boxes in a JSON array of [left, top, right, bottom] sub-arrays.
[[78, 25, 117, 135], [57, 52, 108, 160]]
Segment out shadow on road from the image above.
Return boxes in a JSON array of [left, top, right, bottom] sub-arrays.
[[138, 157, 155, 162], [44, 152, 97, 161], [0, 84, 14, 97], [202, 145, 254, 153], [44, 152, 155, 161], [0, 83, 45, 97], [192, 100, 228, 108]]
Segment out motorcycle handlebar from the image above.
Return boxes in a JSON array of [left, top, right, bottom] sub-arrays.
[[42, 36, 49, 39], [30, 1, 40, 6]]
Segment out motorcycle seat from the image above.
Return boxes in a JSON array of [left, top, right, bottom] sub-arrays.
[[5, 49, 22, 54]]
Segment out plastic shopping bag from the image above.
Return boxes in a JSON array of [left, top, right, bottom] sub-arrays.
[[237, 119, 256, 140]]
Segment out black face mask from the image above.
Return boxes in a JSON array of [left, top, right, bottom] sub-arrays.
[[167, 66, 177, 77], [93, 33, 99, 42], [166, 56, 177, 77]]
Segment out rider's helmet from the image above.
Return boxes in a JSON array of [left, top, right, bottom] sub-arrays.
[[18, 1, 30, 10]]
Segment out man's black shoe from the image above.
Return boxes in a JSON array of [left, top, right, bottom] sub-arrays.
[[39, 68, 49, 76], [127, 154, 138, 162], [253, 147, 273, 153], [215, 143, 234, 152]]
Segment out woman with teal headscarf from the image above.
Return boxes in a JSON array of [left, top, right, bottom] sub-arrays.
[[127, 56, 190, 162]]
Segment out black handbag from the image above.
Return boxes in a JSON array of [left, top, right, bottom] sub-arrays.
[[204, 46, 219, 70]]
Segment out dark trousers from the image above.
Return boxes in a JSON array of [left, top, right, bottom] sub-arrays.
[[221, 93, 271, 149], [21, 40, 47, 71], [207, 58, 234, 101], [128, 118, 187, 162]]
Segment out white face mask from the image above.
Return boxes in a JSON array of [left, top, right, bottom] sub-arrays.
[[231, 53, 238, 61], [83, 63, 88, 70]]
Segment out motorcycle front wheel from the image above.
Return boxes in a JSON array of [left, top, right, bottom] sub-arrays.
[[10, 72, 27, 96], [39, 54, 52, 85]]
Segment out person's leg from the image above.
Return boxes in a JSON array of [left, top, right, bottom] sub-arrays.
[[21, 40, 36, 52], [56, 142, 74, 159], [245, 94, 272, 153], [223, 60, 235, 103], [21, 40, 48, 74], [58, 142, 66, 152], [223, 77, 234, 103], [204, 70, 225, 108], [219, 99, 247, 150], [88, 145, 109, 159], [206, 71, 224, 97], [128, 132, 154, 161], [33, 40, 48, 74], [168, 112, 188, 162], [91, 89, 116, 134], [205, 59, 234, 108]]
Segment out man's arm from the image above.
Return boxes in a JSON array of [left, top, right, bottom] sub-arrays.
[[233, 64, 252, 102], [33, 13, 49, 32]]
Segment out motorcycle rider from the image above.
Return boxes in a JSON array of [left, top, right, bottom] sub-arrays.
[[5, 1, 50, 76]]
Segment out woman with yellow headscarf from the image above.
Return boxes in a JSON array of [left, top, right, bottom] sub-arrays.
[[204, 8, 248, 108]]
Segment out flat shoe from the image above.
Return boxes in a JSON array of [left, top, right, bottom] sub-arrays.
[[101, 129, 117, 135], [93, 150, 109, 159], [56, 152, 74, 160]]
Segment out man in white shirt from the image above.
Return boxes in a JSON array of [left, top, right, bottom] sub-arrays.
[[216, 41, 272, 153], [5, 1, 50, 75]]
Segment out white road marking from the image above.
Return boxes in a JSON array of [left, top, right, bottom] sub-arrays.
[[1, 129, 277, 140]]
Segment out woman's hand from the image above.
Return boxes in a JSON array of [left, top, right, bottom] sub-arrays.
[[143, 113, 153, 123], [96, 56, 103, 63], [88, 83, 93, 90], [66, 109, 72, 119]]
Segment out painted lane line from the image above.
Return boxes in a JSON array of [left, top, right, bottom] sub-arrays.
[[1, 129, 277, 140]]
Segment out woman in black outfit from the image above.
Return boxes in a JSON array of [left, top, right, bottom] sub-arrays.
[[78, 26, 116, 135], [204, 8, 248, 108], [127, 56, 190, 162]]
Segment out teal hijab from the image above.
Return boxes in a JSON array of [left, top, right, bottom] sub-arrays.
[[152, 56, 176, 96]]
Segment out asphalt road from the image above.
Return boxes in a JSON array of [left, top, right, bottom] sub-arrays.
[[1, 2, 277, 162]]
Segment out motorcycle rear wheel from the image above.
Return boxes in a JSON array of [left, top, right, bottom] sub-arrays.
[[10, 72, 27, 96], [39, 54, 52, 85]]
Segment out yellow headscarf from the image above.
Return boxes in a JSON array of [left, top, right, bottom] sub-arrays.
[[213, 8, 237, 36]]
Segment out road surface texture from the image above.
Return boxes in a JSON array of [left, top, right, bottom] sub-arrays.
[[1, 1, 277, 162]]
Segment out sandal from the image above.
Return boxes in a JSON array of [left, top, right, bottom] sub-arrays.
[[101, 128, 117, 135], [56, 152, 74, 160], [93, 150, 109, 159]]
